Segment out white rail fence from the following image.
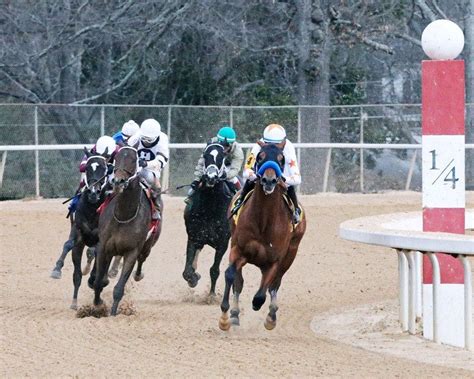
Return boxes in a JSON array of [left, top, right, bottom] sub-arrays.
[[0, 103, 473, 198]]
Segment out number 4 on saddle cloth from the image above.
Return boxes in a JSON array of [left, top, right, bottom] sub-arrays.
[[230, 189, 304, 229], [97, 188, 161, 241]]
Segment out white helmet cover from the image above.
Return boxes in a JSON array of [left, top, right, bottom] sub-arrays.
[[140, 119, 161, 142], [263, 124, 286, 143], [95, 135, 116, 156], [122, 120, 139, 137]]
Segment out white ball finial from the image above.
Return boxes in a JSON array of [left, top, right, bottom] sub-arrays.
[[421, 20, 464, 60]]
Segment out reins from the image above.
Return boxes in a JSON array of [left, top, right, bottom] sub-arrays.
[[113, 186, 142, 224]]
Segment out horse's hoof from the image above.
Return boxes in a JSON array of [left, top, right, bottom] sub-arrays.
[[134, 272, 144, 282], [70, 302, 78, 310], [264, 316, 276, 330], [219, 314, 231, 331], [230, 317, 240, 326], [50, 270, 61, 279]]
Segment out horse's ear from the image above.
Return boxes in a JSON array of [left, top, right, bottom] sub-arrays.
[[84, 147, 91, 157], [103, 147, 109, 157], [257, 140, 265, 147]]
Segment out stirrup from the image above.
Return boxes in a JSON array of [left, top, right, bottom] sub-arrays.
[[292, 208, 301, 224], [230, 198, 243, 215], [152, 209, 161, 221]]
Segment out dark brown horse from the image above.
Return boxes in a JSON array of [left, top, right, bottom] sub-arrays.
[[219, 142, 306, 330], [51, 150, 108, 309], [89, 146, 162, 316]]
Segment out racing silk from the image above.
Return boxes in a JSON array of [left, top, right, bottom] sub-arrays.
[[79, 144, 119, 173], [243, 139, 301, 187], [193, 137, 244, 181], [112, 131, 125, 144], [128, 131, 169, 178]]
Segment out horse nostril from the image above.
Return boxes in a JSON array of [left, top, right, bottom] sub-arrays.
[[272, 179, 277, 184]]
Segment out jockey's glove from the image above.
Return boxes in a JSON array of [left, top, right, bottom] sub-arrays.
[[107, 164, 114, 175], [191, 180, 200, 189], [138, 158, 148, 168]]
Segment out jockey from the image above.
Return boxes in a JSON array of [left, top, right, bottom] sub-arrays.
[[231, 123, 302, 224], [186, 126, 244, 201], [127, 118, 169, 221], [68, 135, 117, 214], [112, 120, 139, 144]]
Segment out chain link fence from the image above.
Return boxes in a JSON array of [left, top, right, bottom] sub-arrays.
[[0, 103, 472, 199]]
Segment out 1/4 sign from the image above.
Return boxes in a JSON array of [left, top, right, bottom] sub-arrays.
[[429, 149, 459, 189]]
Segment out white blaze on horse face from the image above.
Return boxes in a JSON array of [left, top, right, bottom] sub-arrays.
[[91, 162, 99, 171], [210, 149, 219, 163]]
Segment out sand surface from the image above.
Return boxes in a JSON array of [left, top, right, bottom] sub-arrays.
[[1, 192, 473, 377]]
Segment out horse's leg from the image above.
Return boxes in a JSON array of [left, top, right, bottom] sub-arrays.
[[182, 240, 201, 288], [70, 239, 85, 310], [219, 247, 245, 331], [108, 256, 121, 278], [93, 246, 112, 307], [82, 246, 95, 275], [252, 262, 279, 311], [230, 267, 244, 326], [111, 251, 137, 316], [134, 251, 149, 282], [51, 228, 76, 279], [264, 285, 280, 330], [209, 243, 227, 296]]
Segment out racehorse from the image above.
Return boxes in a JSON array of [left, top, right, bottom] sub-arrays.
[[183, 143, 232, 295], [219, 142, 306, 330], [89, 146, 162, 316], [51, 148, 109, 309]]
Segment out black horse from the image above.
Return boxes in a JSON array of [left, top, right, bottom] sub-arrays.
[[89, 146, 162, 316], [183, 143, 233, 295], [51, 148, 109, 309]]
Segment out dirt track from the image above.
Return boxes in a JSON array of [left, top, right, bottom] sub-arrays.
[[1, 192, 473, 377]]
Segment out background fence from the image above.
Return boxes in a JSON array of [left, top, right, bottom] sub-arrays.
[[0, 103, 473, 199]]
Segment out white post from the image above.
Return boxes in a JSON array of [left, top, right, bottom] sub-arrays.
[[162, 106, 172, 191], [407, 250, 417, 334], [34, 106, 40, 198], [459, 255, 472, 350], [0, 151, 7, 189], [100, 106, 105, 136], [297, 106, 301, 194], [359, 108, 365, 192], [405, 149, 418, 191], [230, 106, 234, 128], [322, 148, 332, 193], [428, 252, 440, 344], [398, 250, 409, 331], [415, 251, 423, 319]]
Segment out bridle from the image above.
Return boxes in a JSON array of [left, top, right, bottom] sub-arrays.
[[84, 155, 108, 190], [203, 143, 226, 180], [113, 146, 139, 188]]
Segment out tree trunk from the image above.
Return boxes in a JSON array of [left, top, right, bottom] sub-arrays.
[[296, 0, 332, 193]]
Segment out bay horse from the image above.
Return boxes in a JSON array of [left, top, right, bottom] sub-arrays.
[[183, 143, 232, 295], [51, 148, 109, 309], [219, 142, 306, 330], [89, 146, 162, 316]]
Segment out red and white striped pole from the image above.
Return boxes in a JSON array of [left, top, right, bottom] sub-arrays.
[[421, 20, 466, 347]]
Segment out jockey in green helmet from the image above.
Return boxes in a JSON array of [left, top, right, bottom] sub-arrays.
[[186, 125, 244, 202]]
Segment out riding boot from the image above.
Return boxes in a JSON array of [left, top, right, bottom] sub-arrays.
[[151, 191, 162, 221], [287, 185, 301, 224], [230, 179, 255, 215]]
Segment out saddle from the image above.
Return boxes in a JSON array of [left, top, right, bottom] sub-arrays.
[[231, 189, 303, 228]]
